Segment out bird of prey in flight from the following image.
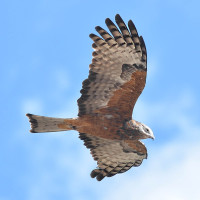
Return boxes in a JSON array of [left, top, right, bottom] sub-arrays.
[[26, 14, 154, 181]]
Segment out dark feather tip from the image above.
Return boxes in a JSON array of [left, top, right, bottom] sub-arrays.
[[90, 170, 99, 178], [105, 18, 113, 26], [89, 33, 96, 38], [115, 14, 123, 22], [26, 113, 32, 118], [95, 26, 102, 31], [26, 113, 37, 133], [96, 173, 105, 181]]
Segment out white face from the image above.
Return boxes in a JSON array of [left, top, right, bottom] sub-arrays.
[[140, 123, 155, 139], [126, 120, 154, 140]]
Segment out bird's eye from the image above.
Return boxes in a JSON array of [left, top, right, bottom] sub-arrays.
[[145, 128, 149, 133]]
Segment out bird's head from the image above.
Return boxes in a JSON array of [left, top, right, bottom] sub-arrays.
[[126, 120, 155, 140]]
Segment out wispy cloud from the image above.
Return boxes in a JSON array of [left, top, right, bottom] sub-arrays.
[[53, 68, 69, 92], [23, 90, 200, 200], [22, 98, 44, 114], [103, 140, 200, 200], [103, 90, 200, 200]]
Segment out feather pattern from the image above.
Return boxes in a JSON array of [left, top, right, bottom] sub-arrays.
[[79, 133, 147, 181], [26, 14, 153, 181], [78, 14, 147, 119]]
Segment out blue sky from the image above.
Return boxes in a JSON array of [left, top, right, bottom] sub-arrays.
[[1, 0, 200, 199]]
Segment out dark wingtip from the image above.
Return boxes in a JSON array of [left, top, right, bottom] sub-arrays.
[[128, 20, 135, 28], [90, 170, 98, 178], [115, 14, 122, 22], [105, 18, 112, 26], [89, 33, 95, 38], [95, 26, 101, 31], [96, 174, 104, 181], [128, 19, 133, 24], [26, 113, 32, 117], [90, 169, 105, 181]]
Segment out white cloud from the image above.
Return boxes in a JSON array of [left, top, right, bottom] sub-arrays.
[[134, 89, 198, 133], [53, 68, 69, 91], [23, 86, 200, 200], [103, 139, 200, 200], [102, 90, 200, 200], [22, 98, 43, 114], [52, 96, 78, 118], [146, 57, 159, 81]]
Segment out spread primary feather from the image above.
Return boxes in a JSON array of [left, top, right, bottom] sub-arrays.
[[26, 14, 154, 181]]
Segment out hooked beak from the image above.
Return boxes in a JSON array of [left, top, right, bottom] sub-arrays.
[[150, 135, 155, 140], [148, 128, 155, 140]]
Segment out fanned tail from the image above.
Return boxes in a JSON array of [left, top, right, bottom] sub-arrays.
[[26, 113, 77, 133]]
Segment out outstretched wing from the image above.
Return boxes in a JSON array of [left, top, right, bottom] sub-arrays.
[[79, 133, 147, 181], [78, 14, 147, 120]]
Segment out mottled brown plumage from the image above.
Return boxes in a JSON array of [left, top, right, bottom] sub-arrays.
[[26, 14, 154, 181]]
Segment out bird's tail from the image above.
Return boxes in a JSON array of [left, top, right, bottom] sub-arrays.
[[26, 113, 77, 133]]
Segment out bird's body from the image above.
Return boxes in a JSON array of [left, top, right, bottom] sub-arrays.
[[26, 14, 154, 181]]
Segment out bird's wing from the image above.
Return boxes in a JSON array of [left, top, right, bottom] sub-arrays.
[[79, 132, 147, 181], [78, 14, 147, 120]]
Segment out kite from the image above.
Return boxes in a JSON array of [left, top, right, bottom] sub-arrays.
[[26, 14, 154, 181]]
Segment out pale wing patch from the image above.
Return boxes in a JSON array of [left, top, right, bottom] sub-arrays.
[[78, 14, 147, 118]]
